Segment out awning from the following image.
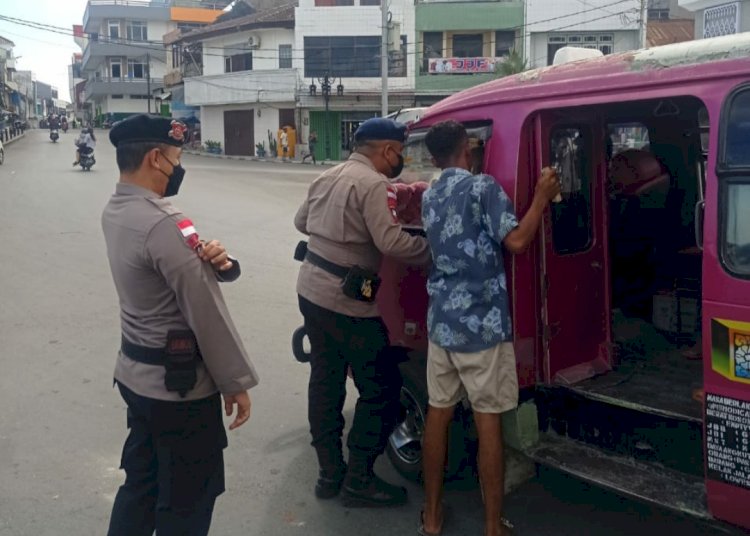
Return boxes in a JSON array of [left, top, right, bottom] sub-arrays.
[[155, 92, 171, 100], [5, 81, 18, 92]]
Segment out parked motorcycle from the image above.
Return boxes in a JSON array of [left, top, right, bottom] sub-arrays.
[[50, 129, 59, 142], [78, 147, 95, 171]]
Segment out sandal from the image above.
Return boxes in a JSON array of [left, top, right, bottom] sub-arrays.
[[417, 510, 444, 536]]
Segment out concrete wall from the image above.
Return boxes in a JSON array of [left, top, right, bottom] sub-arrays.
[[200, 28, 295, 76], [185, 69, 297, 106], [200, 102, 296, 151], [294, 0, 415, 92], [101, 95, 153, 115], [690, 0, 750, 38]]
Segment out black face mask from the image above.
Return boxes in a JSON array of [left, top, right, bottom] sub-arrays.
[[159, 154, 186, 197], [388, 152, 405, 179]]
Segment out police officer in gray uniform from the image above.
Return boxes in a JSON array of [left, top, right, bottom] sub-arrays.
[[101, 114, 259, 536]]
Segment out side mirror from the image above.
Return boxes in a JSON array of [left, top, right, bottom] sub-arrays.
[[695, 200, 706, 250]]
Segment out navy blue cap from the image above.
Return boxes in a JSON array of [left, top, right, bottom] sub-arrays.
[[354, 118, 407, 144], [109, 114, 188, 148]]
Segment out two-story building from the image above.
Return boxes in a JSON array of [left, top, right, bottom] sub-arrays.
[[295, 0, 416, 161], [414, 0, 524, 106], [78, 0, 226, 122], [525, 0, 641, 69], [173, 3, 297, 156]]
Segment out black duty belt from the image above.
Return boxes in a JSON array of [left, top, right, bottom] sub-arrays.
[[121, 336, 202, 366], [305, 249, 350, 279]]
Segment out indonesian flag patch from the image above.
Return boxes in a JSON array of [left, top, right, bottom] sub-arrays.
[[386, 185, 398, 223], [177, 218, 201, 250]]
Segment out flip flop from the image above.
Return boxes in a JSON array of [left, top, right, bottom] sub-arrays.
[[417, 510, 443, 536]]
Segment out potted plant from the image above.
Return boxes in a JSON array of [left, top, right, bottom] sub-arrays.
[[204, 140, 222, 154], [267, 130, 278, 157], [255, 141, 267, 158]]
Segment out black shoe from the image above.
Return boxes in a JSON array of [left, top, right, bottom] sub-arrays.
[[341, 472, 408, 508], [315, 467, 346, 499]]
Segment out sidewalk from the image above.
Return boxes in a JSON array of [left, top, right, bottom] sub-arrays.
[[2, 131, 26, 147], [183, 148, 339, 167]]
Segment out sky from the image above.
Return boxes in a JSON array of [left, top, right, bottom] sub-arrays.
[[0, 0, 91, 102]]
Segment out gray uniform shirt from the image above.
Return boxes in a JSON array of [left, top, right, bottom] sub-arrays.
[[295, 153, 430, 318], [102, 182, 259, 401]]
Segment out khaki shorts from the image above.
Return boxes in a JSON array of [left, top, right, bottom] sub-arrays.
[[427, 341, 519, 414]]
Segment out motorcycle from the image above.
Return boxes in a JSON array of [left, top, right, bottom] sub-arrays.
[[78, 146, 95, 171], [50, 129, 59, 142], [61, 123, 68, 134]]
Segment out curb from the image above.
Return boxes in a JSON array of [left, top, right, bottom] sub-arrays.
[[183, 149, 337, 167], [3, 133, 26, 146]]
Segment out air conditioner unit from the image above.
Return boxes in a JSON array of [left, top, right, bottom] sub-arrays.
[[247, 35, 261, 49]]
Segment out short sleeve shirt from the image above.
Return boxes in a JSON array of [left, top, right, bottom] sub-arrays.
[[421, 168, 519, 352]]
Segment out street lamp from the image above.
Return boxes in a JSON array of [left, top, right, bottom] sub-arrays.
[[309, 72, 343, 161]]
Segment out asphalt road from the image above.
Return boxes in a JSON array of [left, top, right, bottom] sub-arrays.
[[0, 129, 741, 536]]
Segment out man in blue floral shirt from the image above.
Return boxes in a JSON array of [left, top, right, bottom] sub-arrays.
[[418, 121, 560, 536]]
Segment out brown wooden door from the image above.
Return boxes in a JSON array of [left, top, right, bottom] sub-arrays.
[[224, 110, 254, 156], [279, 108, 295, 129]]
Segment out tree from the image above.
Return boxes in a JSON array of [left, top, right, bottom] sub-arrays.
[[495, 49, 528, 78]]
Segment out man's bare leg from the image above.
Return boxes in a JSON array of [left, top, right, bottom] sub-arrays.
[[474, 412, 506, 536], [421, 405, 455, 534]]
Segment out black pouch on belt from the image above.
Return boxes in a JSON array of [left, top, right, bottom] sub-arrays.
[[341, 266, 382, 303], [294, 240, 308, 262], [164, 330, 199, 397]]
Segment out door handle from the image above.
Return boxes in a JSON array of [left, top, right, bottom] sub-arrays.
[[591, 261, 602, 269]]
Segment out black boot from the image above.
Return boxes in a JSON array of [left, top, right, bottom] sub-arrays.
[[340, 452, 407, 508], [314, 446, 347, 500]]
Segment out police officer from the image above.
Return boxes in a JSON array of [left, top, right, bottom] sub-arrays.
[[101, 114, 259, 535], [295, 118, 430, 507]]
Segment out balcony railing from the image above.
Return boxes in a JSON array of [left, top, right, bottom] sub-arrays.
[[83, 0, 170, 32], [85, 77, 164, 98], [82, 39, 167, 71]]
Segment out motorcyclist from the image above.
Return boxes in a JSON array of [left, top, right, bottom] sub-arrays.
[[49, 115, 60, 131], [61, 116, 69, 133], [73, 127, 96, 166]]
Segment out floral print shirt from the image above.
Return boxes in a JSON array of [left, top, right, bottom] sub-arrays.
[[422, 168, 519, 352]]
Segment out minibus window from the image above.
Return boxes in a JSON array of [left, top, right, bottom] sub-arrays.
[[550, 127, 592, 254], [719, 87, 750, 277], [723, 182, 750, 276]]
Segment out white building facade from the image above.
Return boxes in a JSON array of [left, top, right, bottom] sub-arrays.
[[525, 0, 641, 69], [294, 0, 416, 160], [178, 5, 297, 156]]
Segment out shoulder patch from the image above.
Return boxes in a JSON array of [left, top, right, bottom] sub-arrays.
[[176, 218, 201, 250], [386, 184, 399, 223]]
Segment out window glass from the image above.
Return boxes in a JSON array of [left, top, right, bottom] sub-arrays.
[[108, 21, 120, 40], [127, 21, 147, 42], [607, 122, 650, 159], [723, 182, 750, 275], [110, 60, 122, 79], [723, 90, 750, 167], [549, 127, 592, 253], [453, 33, 483, 57], [127, 60, 146, 79], [495, 31, 515, 57], [304, 36, 404, 77], [278, 44, 292, 69]]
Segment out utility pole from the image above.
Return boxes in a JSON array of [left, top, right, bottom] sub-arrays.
[[639, 0, 648, 49], [380, 0, 388, 116], [146, 52, 152, 114]]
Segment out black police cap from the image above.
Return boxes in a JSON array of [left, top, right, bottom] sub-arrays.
[[354, 118, 407, 144], [109, 114, 188, 148]]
